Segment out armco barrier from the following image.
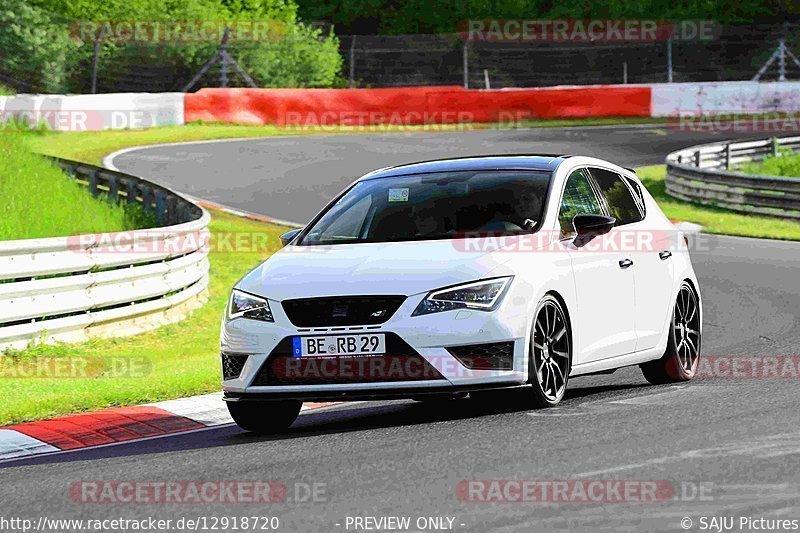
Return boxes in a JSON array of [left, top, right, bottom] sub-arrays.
[[185, 85, 653, 125], [665, 136, 800, 219], [0, 158, 210, 351]]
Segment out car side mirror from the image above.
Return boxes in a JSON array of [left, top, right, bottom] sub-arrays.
[[279, 228, 302, 247], [572, 214, 616, 244]]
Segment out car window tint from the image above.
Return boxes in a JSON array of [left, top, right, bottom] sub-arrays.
[[558, 169, 603, 235], [590, 168, 644, 226], [624, 176, 647, 218], [299, 170, 551, 245]]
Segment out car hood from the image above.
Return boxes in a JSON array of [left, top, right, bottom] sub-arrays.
[[236, 239, 512, 301]]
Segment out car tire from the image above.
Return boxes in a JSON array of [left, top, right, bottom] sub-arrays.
[[640, 281, 701, 384], [525, 294, 572, 408], [227, 400, 303, 433]]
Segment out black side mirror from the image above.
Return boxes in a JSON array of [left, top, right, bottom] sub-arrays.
[[279, 228, 302, 247], [572, 214, 616, 244]]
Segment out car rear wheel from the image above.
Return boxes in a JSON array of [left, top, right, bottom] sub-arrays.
[[640, 281, 701, 384], [227, 400, 302, 433], [525, 295, 571, 408]]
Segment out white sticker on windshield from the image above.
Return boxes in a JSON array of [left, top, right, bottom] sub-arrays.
[[388, 188, 410, 202]]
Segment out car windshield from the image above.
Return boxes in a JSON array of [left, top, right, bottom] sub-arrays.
[[298, 170, 552, 245]]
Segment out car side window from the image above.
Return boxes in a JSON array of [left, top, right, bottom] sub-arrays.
[[558, 169, 603, 236], [624, 176, 647, 218], [589, 168, 644, 226]]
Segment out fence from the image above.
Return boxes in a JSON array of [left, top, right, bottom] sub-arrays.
[[665, 136, 800, 219], [341, 24, 800, 89], [0, 158, 210, 351]]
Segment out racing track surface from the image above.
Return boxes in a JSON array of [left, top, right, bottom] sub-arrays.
[[3, 125, 800, 532]]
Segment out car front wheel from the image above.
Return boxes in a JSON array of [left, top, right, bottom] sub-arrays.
[[227, 400, 303, 433], [525, 295, 571, 408], [640, 281, 701, 384]]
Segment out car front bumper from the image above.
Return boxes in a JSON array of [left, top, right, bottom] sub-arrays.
[[220, 293, 530, 400]]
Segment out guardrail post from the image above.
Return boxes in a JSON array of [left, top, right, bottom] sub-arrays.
[[166, 196, 178, 225], [177, 202, 187, 223], [140, 185, 153, 213], [126, 180, 139, 204], [725, 144, 732, 170], [772, 137, 780, 157], [87, 169, 100, 196], [154, 190, 167, 225], [694, 150, 701, 167], [107, 175, 119, 202]]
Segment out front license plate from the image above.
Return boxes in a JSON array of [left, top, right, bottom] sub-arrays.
[[292, 334, 386, 357]]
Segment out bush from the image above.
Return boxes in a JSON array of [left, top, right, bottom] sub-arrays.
[[237, 25, 342, 88], [22, 0, 343, 91], [0, 0, 76, 93]]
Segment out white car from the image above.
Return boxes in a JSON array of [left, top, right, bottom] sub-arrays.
[[220, 155, 702, 433]]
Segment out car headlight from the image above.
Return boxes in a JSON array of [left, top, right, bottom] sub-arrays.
[[412, 276, 513, 316], [227, 289, 274, 322]]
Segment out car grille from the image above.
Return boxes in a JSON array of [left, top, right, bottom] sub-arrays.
[[221, 352, 249, 380], [251, 333, 445, 385], [447, 342, 515, 370], [281, 295, 406, 327]]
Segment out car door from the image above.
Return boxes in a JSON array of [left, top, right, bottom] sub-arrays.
[[558, 168, 637, 363], [588, 167, 673, 352]]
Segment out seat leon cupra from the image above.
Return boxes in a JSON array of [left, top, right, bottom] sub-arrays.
[[220, 155, 702, 433]]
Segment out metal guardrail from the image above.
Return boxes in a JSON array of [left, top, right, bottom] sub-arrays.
[[665, 136, 800, 219], [0, 158, 211, 351]]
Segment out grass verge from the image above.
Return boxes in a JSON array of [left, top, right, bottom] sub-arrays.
[[638, 165, 800, 240], [0, 134, 151, 240]]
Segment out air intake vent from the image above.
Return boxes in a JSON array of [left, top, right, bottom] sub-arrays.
[[447, 342, 515, 370], [281, 296, 406, 327], [221, 352, 249, 380]]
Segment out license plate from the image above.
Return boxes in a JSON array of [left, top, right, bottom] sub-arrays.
[[292, 334, 386, 357]]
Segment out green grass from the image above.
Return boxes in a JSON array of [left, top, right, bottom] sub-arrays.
[[740, 152, 800, 178], [638, 165, 800, 240], [25, 117, 665, 165], [0, 85, 14, 96], [0, 134, 152, 240]]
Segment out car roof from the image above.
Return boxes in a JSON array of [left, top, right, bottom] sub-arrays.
[[360, 155, 568, 180]]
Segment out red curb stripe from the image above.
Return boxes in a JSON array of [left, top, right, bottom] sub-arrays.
[[9, 406, 204, 451]]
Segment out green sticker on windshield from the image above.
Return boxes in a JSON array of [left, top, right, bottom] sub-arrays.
[[388, 188, 410, 202]]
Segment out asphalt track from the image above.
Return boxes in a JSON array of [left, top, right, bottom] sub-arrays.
[[3, 125, 800, 532]]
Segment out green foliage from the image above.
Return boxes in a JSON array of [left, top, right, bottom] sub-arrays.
[[10, 0, 341, 91], [238, 25, 342, 87], [740, 150, 800, 178], [298, 0, 788, 34], [0, 0, 77, 93], [0, 133, 153, 240], [0, 85, 15, 96]]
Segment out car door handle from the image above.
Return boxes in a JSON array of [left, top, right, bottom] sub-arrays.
[[619, 258, 634, 269], [659, 251, 673, 261]]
